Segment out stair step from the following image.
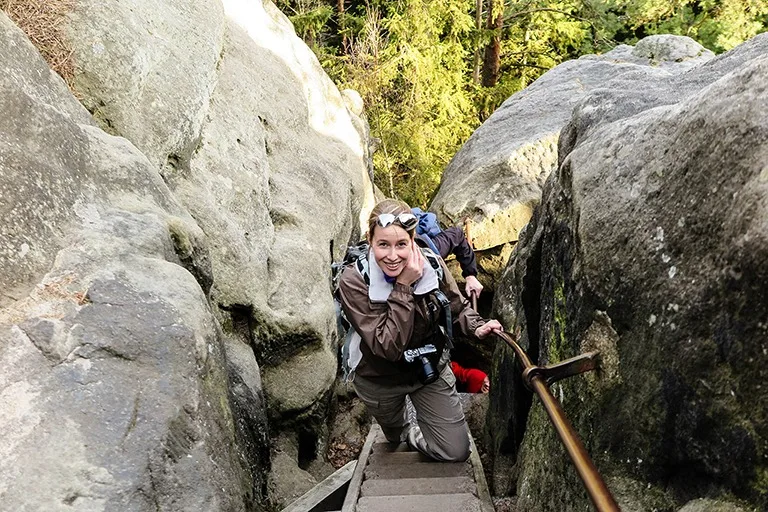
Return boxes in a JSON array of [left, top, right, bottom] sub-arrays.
[[364, 462, 470, 480], [361, 476, 476, 497], [356, 493, 482, 512], [367, 451, 433, 465], [371, 441, 410, 453]]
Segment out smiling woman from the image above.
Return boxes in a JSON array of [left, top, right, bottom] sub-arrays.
[[370, 209, 420, 281], [336, 198, 503, 462]]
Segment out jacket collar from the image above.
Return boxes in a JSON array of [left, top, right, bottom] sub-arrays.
[[367, 248, 439, 302]]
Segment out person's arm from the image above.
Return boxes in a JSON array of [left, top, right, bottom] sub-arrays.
[[451, 361, 469, 384], [436, 227, 478, 278], [431, 228, 483, 299], [437, 258, 485, 338], [338, 266, 416, 362], [438, 257, 502, 339]]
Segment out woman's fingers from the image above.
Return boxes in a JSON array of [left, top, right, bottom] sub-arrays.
[[476, 320, 504, 339], [411, 242, 424, 274], [413, 243, 423, 266]]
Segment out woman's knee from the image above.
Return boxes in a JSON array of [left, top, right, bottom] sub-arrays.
[[440, 438, 470, 462], [424, 429, 470, 462]]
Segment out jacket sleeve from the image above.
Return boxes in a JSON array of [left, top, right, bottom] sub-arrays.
[[338, 266, 416, 362], [431, 227, 478, 277], [438, 258, 485, 339]]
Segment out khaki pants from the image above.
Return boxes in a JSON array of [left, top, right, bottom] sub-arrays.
[[352, 363, 470, 462]]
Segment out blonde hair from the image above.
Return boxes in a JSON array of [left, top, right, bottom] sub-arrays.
[[367, 199, 414, 240]]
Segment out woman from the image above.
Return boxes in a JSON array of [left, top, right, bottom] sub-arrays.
[[338, 199, 503, 462]]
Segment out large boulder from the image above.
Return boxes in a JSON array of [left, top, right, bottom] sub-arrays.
[[0, 11, 263, 510], [61, 0, 375, 504], [65, 1, 374, 430], [488, 35, 768, 510], [2, 0, 376, 508], [430, 35, 714, 255]]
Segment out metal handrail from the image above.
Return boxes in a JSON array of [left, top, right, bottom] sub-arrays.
[[495, 330, 620, 512]]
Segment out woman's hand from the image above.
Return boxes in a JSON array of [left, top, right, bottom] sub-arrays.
[[396, 241, 424, 286], [474, 319, 503, 339]]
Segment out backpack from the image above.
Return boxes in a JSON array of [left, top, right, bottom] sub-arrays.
[[411, 207, 441, 254], [331, 241, 453, 381]]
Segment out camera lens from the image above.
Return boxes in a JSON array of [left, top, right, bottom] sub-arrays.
[[419, 355, 438, 385]]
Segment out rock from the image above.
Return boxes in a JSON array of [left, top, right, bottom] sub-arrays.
[[0, 85, 255, 511], [343, 88, 377, 183], [0, 12, 89, 305], [341, 88, 364, 116], [430, 35, 714, 257], [560, 33, 768, 156], [459, 392, 489, 445], [1, 7, 261, 510], [3, 0, 379, 506], [261, 345, 337, 414], [631, 35, 714, 68], [603, 477, 675, 512], [269, 434, 319, 509], [62, 0, 376, 480], [488, 36, 768, 510], [176, 8, 370, 424], [588, 35, 715, 71], [678, 498, 750, 512], [224, 334, 271, 502], [66, 0, 226, 170]]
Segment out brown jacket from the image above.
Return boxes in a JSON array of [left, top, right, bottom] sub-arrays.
[[338, 253, 486, 384]]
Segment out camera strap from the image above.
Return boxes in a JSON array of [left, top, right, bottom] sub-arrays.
[[431, 290, 453, 349]]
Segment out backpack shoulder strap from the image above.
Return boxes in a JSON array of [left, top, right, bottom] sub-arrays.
[[417, 246, 454, 347], [355, 251, 370, 285], [419, 246, 444, 282], [334, 242, 370, 382], [333, 241, 370, 295]]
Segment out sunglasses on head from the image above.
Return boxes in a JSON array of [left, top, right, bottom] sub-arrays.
[[376, 212, 418, 231]]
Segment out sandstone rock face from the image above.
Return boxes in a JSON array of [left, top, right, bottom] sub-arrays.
[[2, 0, 374, 508], [0, 11, 259, 510], [678, 498, 750, 512], [488, 34, 768, 510], [0, 14, 94, 304], [65, 0, 373, 427], [67, 0, 226, 170], [430, 35, 714, 255]]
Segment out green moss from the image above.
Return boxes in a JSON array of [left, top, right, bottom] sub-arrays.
[[752, 466, 768, 495], [548, 278, 568, 364]]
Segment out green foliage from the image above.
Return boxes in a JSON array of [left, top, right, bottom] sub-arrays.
[[600, 0, 768, 52], [274, 1, 329, 42], [274, 0, 768, 206], [497, 1, 597, 92], [336, 0, 480, 206]]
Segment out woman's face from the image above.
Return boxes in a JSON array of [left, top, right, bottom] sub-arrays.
[[370, 224, 413, 278]]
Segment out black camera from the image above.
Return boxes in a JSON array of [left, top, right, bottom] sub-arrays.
[[403, 344, 439, 385]]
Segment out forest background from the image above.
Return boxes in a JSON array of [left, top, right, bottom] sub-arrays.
[[275, 0, 768, 207]]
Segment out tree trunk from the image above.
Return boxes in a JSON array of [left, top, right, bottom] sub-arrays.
[[481, 0, 503, 87], [472, 0, 483, 84], [337, 0, 348, 54]]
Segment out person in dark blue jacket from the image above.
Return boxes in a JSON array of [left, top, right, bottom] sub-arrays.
[[411, 208, 483, 301]]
